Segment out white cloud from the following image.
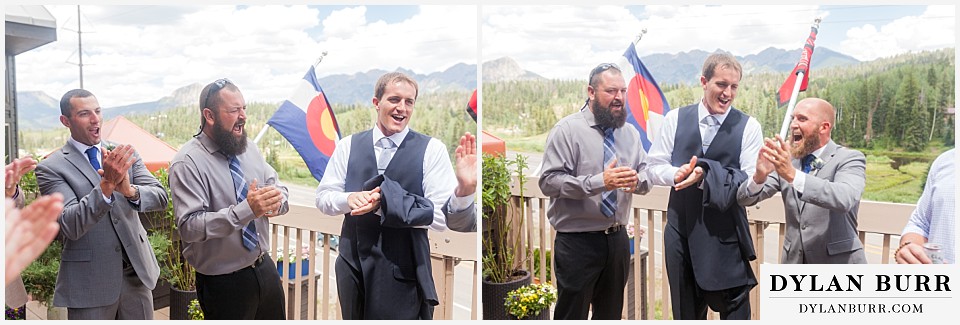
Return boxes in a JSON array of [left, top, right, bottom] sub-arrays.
[[483, 5, 953, 79], [840, 5, 955, 61], [14, 5, 477, 107]]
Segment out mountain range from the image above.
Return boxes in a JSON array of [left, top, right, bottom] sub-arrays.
[[482, 46, 859, 84], [15, 63, 478, 130], [15, 46, 858, 130]]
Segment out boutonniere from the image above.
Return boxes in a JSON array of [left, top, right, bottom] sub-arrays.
[[811, 157, 825, 172], [104, 143, 117, 151]]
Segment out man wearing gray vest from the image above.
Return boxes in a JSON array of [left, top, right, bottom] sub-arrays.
[[646, 53, 763, 320], [315, 72, 457, 319]]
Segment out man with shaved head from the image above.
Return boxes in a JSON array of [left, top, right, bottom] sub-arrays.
[[738, 97, 867, 264]]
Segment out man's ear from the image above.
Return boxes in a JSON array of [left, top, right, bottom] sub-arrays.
[[59, 115, 70, 128], [372, 96, 380, 108], [202, 108, 215, 126], [587, 86, 596, 102]]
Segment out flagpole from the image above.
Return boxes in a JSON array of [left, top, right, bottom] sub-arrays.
[[778, 18, 821, 140], [253, 52, 329, 144]]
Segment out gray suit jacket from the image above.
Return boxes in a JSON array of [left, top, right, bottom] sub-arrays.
[[36, 141, 167, 308], [443, 199, 476, 232], [737, 140, 866, 264]]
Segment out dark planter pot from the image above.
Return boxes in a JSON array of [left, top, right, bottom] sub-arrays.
[[152, 280, 171, 310], [170, 286, 197, 320], [481, 270, 531, 320], [507, 308, 551, 320]]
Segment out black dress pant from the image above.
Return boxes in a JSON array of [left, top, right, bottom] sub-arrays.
[[196, 254, 286, 320], [552, 227, 629, 320], [664, 222, 752, 320]]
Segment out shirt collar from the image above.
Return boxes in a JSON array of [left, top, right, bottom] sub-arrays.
[[697, 99, 732, 125], [372, 125, 409, 147], [68, 137, 101, 154], [809, 143, 826, 159], [196, 132, 222, 156]]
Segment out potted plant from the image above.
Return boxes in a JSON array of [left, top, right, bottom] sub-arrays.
[[481, 153, 532, 320], [146, 168, 197, 320], [504, 283, 558, 320], [187, 299, 204, 320], [276, 244, 311, 280]]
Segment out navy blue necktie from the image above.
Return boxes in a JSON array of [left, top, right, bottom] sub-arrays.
[[85, 147, 101, 172], [230, 156, 258, 251], [600, 128, 617, 218], [802, 154, 817, 174]]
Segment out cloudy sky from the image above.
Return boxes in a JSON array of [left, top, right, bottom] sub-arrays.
[[13, 5, 478, 106], [483, 5, 955, 80]]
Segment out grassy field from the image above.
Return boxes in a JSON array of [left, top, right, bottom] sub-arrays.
[[493, 130, 948, 204]]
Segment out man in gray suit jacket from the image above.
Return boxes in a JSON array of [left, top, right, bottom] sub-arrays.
[[36, 89, 168, 319], [737, 97, 866, 264], [444, 132, 477, 232]]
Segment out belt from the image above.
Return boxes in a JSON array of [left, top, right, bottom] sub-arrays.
[[603, 225, 624, 234], [243, 253, 266, 271], [575, 225, 623, 235]]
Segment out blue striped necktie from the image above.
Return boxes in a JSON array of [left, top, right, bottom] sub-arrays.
[[600, 128, 617, 218], [230, 156, 258, 251]]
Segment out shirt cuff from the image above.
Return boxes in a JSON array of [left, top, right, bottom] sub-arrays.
[[449, 193, 475, 213], [793, 169, 806, 193], [746, 177, 765, 196], [587, 173, 606, 195], [102, 192, 113, 204]]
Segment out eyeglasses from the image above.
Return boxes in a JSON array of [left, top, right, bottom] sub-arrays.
[[195, 78, 232, 137], [589, 63, 621, 84], [585, 63, 622, 108], [202, 78, 232, 110]]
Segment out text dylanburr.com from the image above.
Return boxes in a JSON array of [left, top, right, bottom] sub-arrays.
[[760, 265, 957, 320]]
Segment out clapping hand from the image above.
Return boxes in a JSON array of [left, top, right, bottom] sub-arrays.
[[348, 187, 381, 216], [5, 157, 37, 198], [673, 155, 704, 191]]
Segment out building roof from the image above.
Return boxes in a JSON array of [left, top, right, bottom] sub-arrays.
[[101, 116, 178, 173], [5, 5, 57, 55]]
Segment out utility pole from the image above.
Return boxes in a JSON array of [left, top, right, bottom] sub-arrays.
[[77, 5, 84, 88]]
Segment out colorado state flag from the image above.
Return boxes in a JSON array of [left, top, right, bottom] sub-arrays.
[[267, 66, 341, 181], [618, 43, 670, 152]]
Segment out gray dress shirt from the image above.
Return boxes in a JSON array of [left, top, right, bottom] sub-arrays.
[[539, 108, 651, 232], [169, 133, 289, 275]]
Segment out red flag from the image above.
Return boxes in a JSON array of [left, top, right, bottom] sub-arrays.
[[466, 88, 477, 122], [777, 25, 818, 107]]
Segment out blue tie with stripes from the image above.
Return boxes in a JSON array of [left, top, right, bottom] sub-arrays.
[[600, 128, 617, 218], [230, 156, 258, 251]]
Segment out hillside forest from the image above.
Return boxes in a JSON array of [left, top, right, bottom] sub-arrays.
[[19, 90, 477, 187], [483, 49, 955, 203]]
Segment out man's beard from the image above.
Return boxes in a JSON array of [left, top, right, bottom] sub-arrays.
[[791, 131, 820, 158], [211, 117, 248, 156], [593, 99, 626, 129]]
